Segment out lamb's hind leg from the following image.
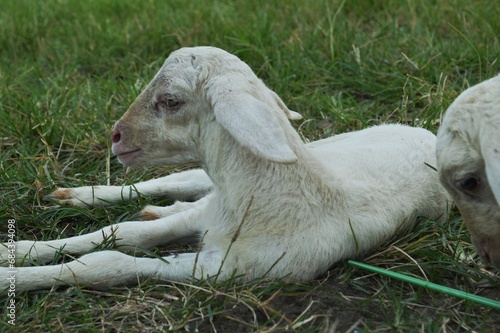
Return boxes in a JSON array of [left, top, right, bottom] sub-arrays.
[[0, 249, 226, 291], [0, 193, 214, 267], [46, 168, 212, 207]]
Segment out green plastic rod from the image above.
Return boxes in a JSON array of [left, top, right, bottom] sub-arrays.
[[348, 260, 500, 310]]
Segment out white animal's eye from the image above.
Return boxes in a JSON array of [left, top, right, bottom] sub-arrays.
[[155, 98, 183, 112], [457, 175, 481, 193], [165, 99, 180, 108]]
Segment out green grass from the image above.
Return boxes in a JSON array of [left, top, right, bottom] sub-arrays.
[[1, 0, 499, 331]]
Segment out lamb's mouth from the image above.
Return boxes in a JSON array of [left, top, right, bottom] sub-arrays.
[[116, 149, 142, 165]]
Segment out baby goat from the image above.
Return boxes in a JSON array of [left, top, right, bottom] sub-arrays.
[[437, 75, 500, 268], [1, 47, 451, 291]]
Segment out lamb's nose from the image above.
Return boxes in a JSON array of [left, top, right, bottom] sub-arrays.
[[111, 130, 121, 144], [111, 121, 122, 143]]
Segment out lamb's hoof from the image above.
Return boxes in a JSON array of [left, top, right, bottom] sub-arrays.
[[131, 210, 161, 221], [44, 189, 75, 205], [44, 186, 109, 207]]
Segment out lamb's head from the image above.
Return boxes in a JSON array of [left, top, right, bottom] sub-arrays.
[[111, 46, 301, 168], [436, 75, 500, 268]]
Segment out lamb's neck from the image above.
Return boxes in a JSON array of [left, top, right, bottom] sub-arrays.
[[199, 129, 339, 209]]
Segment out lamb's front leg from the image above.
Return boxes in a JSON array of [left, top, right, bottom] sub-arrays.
[[0, 250, 225, 291], [46, 168, 212, 207], [0, 193, 213, 266], [136, 200, 209, 220]]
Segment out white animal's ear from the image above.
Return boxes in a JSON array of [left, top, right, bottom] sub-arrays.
[[212, 92, 298, 163], [481, 127, 500, 204], [287, 110, 303, 120], [269, 89, 303, 120]]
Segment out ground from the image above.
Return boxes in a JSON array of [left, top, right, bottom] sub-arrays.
[[2, 0, 500, 331]]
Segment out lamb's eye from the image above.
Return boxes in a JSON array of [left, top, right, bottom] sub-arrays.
[[458, 175, 480, 193], [155, 98, 183, 112], [166, 99, 180, 108]]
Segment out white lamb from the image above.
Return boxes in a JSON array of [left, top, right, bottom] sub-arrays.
[[0, 47, 451, 291], [436, 74, 500, 268]]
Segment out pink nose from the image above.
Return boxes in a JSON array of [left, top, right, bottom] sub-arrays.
[[111, 130, 121, 143], [111, 121, 122, 143]]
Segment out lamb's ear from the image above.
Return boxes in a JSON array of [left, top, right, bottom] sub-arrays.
[[268, 89, 303, 120], [212, 92, 298, 163], [287, 110, 303, 120], [481, 126, 500, 204]]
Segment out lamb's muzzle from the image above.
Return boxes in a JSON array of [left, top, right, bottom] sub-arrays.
[[110, 120, 143, 165]]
